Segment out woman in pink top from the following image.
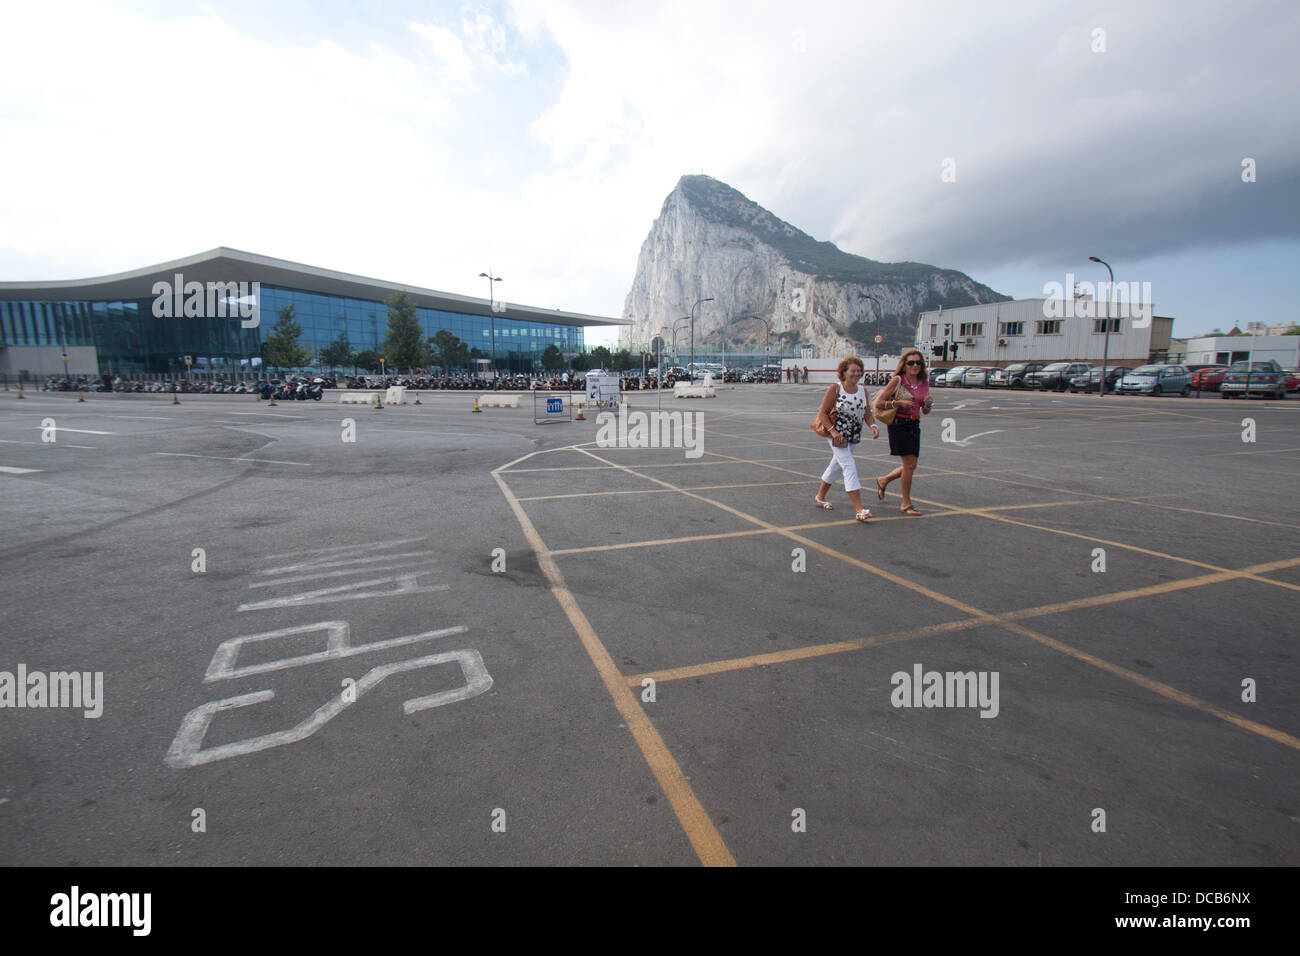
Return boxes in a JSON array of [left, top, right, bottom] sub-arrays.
[[875, 350, 933, 516]]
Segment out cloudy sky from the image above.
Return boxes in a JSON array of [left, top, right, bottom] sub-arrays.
[[2, 0, 1296, 346]]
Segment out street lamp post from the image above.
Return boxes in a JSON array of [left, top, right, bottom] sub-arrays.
[[1089, 256, 1114, 398], [479, 268, 502, 377], [689, 297, 713, 382], [863, 295, 883, 375]]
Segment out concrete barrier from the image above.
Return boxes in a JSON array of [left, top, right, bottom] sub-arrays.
[[385, 386, 406, 405], [479, 394, 521, 408], [673, 383, 716, 398], [339, 391, 378, 404]]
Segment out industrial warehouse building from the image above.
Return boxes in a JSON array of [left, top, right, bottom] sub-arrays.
[[914, 298, 1175, 367], [0, 248, 627, 380]]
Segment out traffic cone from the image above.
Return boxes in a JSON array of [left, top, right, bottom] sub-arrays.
[[375, 392, 384, 409], [574, 401, 584, 421], [172, 391, 180, 405], [413, 392, 422, 405], [268, 392, 276, 406], [78, 391, 86, 402], [472, 397, 481, 413], [16, 383, 24, 399]]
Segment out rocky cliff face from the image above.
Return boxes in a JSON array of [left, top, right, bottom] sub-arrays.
[[620, 175, 1009, 357]]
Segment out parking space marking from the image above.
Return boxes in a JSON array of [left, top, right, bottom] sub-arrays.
[[493, 449, 736, 868], [0, 465, 41, 474], [546, 501, 1095, 557], [560, 446, 1300, 752], [627, 558, 1300, 687], [970, 511, 1300, 591]]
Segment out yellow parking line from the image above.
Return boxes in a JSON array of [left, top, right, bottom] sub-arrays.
[[492, 451, 735, 867], [627, 557, 1300, 687], [565, 447, 1299, 751]]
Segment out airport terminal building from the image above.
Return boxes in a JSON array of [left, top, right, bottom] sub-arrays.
[[0, 248, 627, 379]]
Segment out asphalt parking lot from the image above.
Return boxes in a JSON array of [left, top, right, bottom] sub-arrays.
[[1, 383, 1297, 866]]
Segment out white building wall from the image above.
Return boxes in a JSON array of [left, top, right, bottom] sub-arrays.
[[1177, 336, 1299, 366], [915, 298, 1156, 363]]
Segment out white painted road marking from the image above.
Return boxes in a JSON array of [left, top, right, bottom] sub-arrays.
[[164, 649, 493, 768], [0, 439, 97, 449], [34, 426, 114, 435], [256, 550, 438, 578], [248, 560, 437, 589], [0, 465, 41, 474], [262, 537, 426, 560], [947, 429, 1004, 448], [236, 573, 449, 611], [204, 621, 469, 682], [155, 452, 311, 466]]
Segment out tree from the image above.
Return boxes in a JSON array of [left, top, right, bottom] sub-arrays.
[[612, 348, 635, 371], [429, 329, 469, 374], [571, 352, 592, 372], [383, 292, 426, 372], [353, 349, 384, 373], [541, 344, 565, 371], [318, 332, 354, 374], [589, 345, 612, 369], [262, 304, 313, 372]]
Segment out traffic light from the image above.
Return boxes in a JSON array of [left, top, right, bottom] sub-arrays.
[[949, 342, 959, 360], [932, 341, 946, 357]]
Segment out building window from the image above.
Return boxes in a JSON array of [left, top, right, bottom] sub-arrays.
[[959, 322, 984, 337], [1036, 320, 1063, 335], [1093, 318, 1121, 333], [929, 324, 937, 338], [999, 321, 1024, 337]]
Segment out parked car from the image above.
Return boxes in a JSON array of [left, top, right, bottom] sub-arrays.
[[1027, 362, 1092, 391], [938, 366, 970, 387], [1220, 360, 1287, 399], [1117, 364, 1192, 396], [1285, 368, 1300, 393], [1068, 367, 1125, 393], [1190, 365, 1229, 391], [988, 362, 1046, 389], [960, 367, 994, 388], [929, 368, 947, 387]]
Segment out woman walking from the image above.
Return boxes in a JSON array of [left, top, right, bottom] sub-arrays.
[[875, 350, 933, 516], [815, 355, 879, 521]]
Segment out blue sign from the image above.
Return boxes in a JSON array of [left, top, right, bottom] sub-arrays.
[[546, 397, 563, 415]]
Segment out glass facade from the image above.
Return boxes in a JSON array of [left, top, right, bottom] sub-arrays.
[[1, 284, 586, 376]]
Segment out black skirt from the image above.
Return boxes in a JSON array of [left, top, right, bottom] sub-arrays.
[[887, 418, 921, 457]]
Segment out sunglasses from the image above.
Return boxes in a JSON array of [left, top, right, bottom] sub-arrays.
[[905, 360, 923, 366]]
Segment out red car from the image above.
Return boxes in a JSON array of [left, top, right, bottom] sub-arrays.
[[1190, 366, 1228, 391], [1285, 369, 1300, 393]]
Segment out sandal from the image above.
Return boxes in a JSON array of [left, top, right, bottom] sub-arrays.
[[875, 477, 887, 500], [855, 509, 872, 522], [900, 505, 923, 516], [814, 497, 833, 510]]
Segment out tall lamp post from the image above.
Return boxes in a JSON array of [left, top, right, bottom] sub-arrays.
[[689, 297, 713, 382], [479, 268, 502, 377], [1088, 257, 1114, 398], [863, 295, 883, 375]]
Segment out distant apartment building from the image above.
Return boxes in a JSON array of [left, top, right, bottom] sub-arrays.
[[914, 297, 1173, 367]]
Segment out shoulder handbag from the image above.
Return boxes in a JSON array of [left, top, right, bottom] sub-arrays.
[[872, 384, 898, 426], [811, 410, 833, 437]]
